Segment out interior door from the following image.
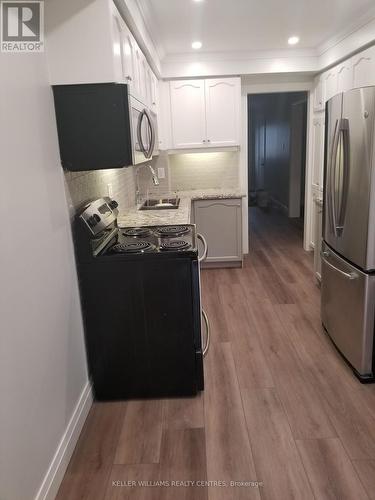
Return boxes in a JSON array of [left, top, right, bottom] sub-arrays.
[[331, 88, 375, 270], [321, 242, 375, 377]]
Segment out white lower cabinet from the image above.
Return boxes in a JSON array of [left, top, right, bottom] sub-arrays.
[[192, 198, 243, 267]]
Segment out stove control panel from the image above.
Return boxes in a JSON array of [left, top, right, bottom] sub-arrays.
[[79, 197, 119, 235]]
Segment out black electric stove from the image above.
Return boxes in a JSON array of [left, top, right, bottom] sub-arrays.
[[72, 198, 204, 401], [105, 225, 196, 257]]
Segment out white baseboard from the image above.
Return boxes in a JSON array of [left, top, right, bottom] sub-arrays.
[[34, 381, 93, 500]]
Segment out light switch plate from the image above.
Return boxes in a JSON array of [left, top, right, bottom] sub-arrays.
[[157, 167, 165, 179]]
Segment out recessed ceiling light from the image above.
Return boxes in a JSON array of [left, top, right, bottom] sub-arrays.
[[288, 36, 300, 45], [193, 0, 204, 2], [192, 41, 202, 49]]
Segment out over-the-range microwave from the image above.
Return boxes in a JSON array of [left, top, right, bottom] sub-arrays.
[[52, 83, 158, 171]]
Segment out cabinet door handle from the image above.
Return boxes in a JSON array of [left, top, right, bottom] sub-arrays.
[[202, 140, 206, 143], [207, 139, 211, 142], [126, 75, 132, 81]]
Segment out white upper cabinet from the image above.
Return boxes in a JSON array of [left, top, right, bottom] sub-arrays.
[[170, 80, 207, 148], [336, 58, 354, 93], [352, 45, 375, 89], [48, 0, 159, 109], [312, 114, 325, 190], [111, 8, 124, 83], [205, 78, 241, 147], [119, 22, 138, 87], [112, 3, 158, 108], [150, 72, 159, 112], [313, 76, 324, 112], [323, 68, 338, 103], [169, 77, 241, 149], [48, 0, 116, 84]]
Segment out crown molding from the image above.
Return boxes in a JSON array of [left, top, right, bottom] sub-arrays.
[[317, 4, 375, 57], [162, 47, 318, 64], [137, 0, 165, 60], [162, 55, 318, 79]]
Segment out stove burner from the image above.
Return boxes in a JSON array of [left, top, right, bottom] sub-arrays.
[[123, 227, 152, 238], [155, 225, 190, 237], [111, 241, 154, 254], [160, 240, 191, 251]]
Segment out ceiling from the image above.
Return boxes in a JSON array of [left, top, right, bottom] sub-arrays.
[[142, 0, 375, 57]]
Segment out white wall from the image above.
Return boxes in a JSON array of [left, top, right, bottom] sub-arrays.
[[0, 42, 90, 500]]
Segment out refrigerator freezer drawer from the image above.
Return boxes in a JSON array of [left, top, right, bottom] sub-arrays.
[[321, 243, 375, 378]]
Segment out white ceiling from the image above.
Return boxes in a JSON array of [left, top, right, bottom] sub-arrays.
[[142, 0, 375, 56]]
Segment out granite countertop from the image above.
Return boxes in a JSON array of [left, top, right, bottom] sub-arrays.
[[117, 188, 245, 228]]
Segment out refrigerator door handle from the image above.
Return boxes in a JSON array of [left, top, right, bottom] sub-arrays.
[[336, 118, 350, 235], [321, 251, 358, 280], [328, 119, 340, 237]]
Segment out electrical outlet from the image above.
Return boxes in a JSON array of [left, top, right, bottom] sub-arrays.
[[157, 167, 165, 179], [107, 183, 113, 197]]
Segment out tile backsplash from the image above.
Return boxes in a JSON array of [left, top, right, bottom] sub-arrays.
[[169, 151, 239, 191], [64, 151, 240, 216], [64, 167, 136, 216]]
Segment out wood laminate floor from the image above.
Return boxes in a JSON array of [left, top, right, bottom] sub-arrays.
[[57, 207, 375, 500]]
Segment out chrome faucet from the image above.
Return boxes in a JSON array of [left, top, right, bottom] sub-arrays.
[[135, 164, 160, 206]]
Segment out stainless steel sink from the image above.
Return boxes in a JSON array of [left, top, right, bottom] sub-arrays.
[[139, 197, 180, 210]]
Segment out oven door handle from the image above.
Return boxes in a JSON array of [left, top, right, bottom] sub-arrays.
[[197, 233, 208, 263], [201, 309, 210, 357]]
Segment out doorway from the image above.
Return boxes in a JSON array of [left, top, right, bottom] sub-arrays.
[[247, 92, 308, 247]]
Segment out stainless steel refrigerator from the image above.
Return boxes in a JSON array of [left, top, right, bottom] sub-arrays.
[[322, 87, 375, 381]]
